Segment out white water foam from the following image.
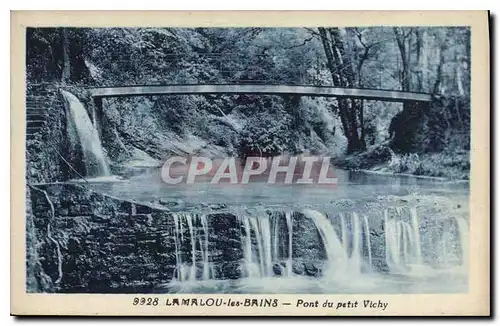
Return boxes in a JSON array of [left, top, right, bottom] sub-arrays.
[[61, 90, 110, 177]]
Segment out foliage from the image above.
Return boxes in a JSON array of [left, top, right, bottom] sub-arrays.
[[26, 26, 471, 179], [238, 108, 294, 158]]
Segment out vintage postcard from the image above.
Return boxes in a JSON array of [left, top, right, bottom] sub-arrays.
[[10, 11, 490, 316]]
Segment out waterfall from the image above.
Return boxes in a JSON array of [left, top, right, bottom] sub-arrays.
[[350, 212, 362, 272], [362, 215, 372, 272], [172, 213, 212, 282], [199, 215, 211, 280], [248, 215, 273, 277], [438, 216, 469, 268], [340, 212, 372, 273], [454, 216, 469, 268], [173, 213, 192, 281], [185, 214, 197, 281], [241, 216, 260, 277], [240, 212, 294, 278], [340, 213, 348, 250], [240, 210, 377, 279], [301, 209, 347, 273], [168, 205, 467, 286], [285, 212, 293, 277], [173, 214, 183, 280], [384, 207, 425, 272], [61, 90, 110, 177], [272, 215, 279, 263], [409, 207, 423, 264]]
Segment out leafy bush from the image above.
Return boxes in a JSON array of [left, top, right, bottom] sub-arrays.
[[388, 152, 422, 174], [237, 111, 294, 158]]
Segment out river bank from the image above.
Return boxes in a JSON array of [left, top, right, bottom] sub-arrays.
[[332, 144, 470, 181]]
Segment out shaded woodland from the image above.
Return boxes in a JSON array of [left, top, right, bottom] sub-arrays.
[[26, 27, 471, 179]]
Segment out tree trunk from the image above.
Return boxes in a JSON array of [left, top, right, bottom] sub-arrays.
[[318, 27, 365, 153], [415, 29, 423, 92], [318, 28, 350, 136], [60, 28, 71, 83], [359, 99, 365, 145], [433, 45, 446, 95], [393, 27, 410, 92], [455, 52, 465, 97]]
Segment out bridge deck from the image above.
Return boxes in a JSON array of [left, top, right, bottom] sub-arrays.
[[88, 84, 432, 102]]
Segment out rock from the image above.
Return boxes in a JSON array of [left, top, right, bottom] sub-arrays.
[[292, 212, 326, 260], [371, 258, 390, 273], [161, 200, 185, 210], [273, 263, 283, 276], [303, 263, 321, 277], [331, 198, 355, 207], [209, 203, 227, 210], [292, 261, 305, 275], [158, 199, 171, 206], [220, 261, 241, 280], [135, 205, 153, 214], [220, 246, 244, 262]]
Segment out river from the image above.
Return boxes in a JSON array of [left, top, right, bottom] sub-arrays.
[[83, 167, 469, 211], [78, 167, 469, 294]]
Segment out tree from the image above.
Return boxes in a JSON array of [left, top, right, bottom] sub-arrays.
[[393, 27, 412, 92], [60, 28, 71, 83], [317, 27, 366, 153]]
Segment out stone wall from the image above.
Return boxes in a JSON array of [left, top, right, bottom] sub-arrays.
[[27, 183, 337, 293], [28, 183, 449, 293], [26, 83, 69, 183], [28, 183, 244, 293]]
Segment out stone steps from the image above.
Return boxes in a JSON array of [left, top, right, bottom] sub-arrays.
[[26, 120, 47, 128], [26, 112, 48, 120], [25, 85, 61, 140]]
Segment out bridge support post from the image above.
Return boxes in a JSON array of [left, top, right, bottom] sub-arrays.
[[92, 96, 104, 140]]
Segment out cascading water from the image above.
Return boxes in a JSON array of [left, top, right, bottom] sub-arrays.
[[301, 209, 348, 273], [241, 216, 260, 277], [172, 213, 212, 282], [362, 215, 372, 272], [249, 216, 273, 277], [385, 208, 410, 272], [185, 214, 197, 280], [165, 203, 468, 294], [383, 206, 436, 273], [285, 212, 293, 276], [341, 212, 373, 273], [240, 212, 295, 278], [61, 90, 110, 177], [339, 213, 348, 251], [239, 209, 377, 280], [199, 214, 211, 280], [437, 215, 469, 268], [454, 216, 469, 268], [349, 212, 362, 272], [409, 207, 423, 264]]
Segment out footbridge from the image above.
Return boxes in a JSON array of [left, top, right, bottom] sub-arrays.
[[87, 84, 432, 103]]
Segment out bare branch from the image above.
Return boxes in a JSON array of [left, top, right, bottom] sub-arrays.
[[283, 35, 316, 50], [304, 27, 320, 36]]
